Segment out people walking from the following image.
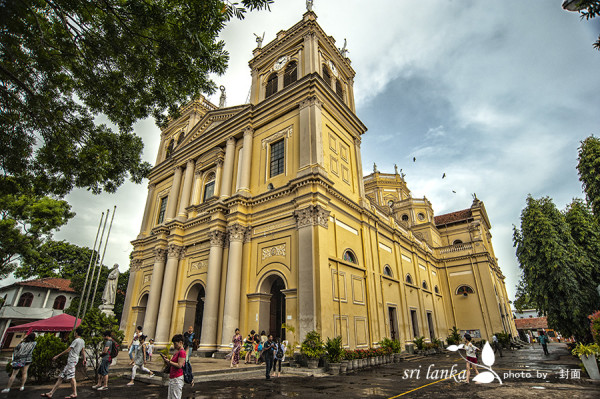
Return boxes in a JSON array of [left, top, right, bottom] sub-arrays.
[[539, 331, 550, 355], [127, 335, 154, 386], [2, 333, 37, 393], [263, 334, 275, 380], [492, 334, 503, 357], [230, 328, 242, 368], [272, 338, 286, 377], [463, 334, 479, 383], [129, 326, 143, 363], [183, 326, 195, 359], [92, 331, 113, 391], [161, 334, 186, 399], [41, 327, 86, 399]]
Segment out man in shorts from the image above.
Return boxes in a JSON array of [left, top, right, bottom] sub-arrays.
[[92, 331, 113, 391], [42, 327, 86, 398]]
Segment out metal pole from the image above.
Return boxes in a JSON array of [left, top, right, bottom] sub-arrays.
[[90, 205, 116, 311], [83, 208, 109, 318], [74, 212, 104, 330]]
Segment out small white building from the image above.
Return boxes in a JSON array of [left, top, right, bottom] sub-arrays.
[[0, 278, 76, 349]]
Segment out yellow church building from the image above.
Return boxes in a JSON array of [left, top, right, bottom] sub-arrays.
[[120, 10, 516, 353]]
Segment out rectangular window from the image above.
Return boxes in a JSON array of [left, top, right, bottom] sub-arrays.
[[203, 181, 215, 202], [410, 309, 419, 338], [427, 312, 435, 341], [269, 139, 285, 178], [157, 196, 168, 224]]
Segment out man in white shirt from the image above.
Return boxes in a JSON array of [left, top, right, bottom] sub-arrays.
[[42, 327, 86, 399]]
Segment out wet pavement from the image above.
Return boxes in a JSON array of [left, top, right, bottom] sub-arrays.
[[0, 343, 599, 398]]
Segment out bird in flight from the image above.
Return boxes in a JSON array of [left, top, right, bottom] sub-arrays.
[[413, 157, 416, 162], [442, 173, 446, 179]]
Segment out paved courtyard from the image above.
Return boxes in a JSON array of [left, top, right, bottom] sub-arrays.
[[1, 343, 599, 398]]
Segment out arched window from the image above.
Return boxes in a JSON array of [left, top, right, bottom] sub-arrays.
[[405, 274, 413, 285], [322, 64, 331, 86], [456, 285, 475, 295], [342, 249, 357, 264], [203, 172, 216, 202], [53, 295, 66, 310], [422, 281, 428, 290], [434, 285, 439, 294], [335, 80, 343, 99], [177, 132, 184, 145], [17, 292, 34, 307], [283, 61, 297, 87], [266, 73, 278, 98], [401, 214, 409, 222], [383, 265, 393, 277], [166, 139, 174, 158], [453, 239, 463, 245]]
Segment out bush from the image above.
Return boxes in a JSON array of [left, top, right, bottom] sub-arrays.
[[494, 332, 510, 348], [589, 311, 600, 345], [300, 330, 325, 359], [413, 336, 426, 350], [78, 307, 124, 378], [446, 326, 462, 346], [325, 336, 344, 363], [31, 334, 68, 382]]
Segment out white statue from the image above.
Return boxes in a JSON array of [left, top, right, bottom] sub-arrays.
[[219, 85, 226, 108], [101, 264, 120, 306], [254, 32, 264, 48], [340, 38, 349, 58], [306, 0, 313, 12]]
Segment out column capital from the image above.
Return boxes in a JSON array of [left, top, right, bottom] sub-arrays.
[[130, 258, 143, 272], [153, 247, 167, 262], [186, 159, 195, 167], [299, 95, 322, 110], [227, 223, 250, 243], [167, 244, 185, 259], [216, 158, 224, 167], [148, 183, 156, 190], [243, 126, 254, 136], [173, 165, 183, 174], [209, 230, 226, 247], [226, 136, 236, 145], [294, 205, 330, 229]]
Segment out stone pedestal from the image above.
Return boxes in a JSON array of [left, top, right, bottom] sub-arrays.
[[100, 304, 115, 318]]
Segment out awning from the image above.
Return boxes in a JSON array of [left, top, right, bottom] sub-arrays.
[[6, 313, 81, 335]]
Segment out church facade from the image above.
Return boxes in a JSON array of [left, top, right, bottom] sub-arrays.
[[120, 11, 516, 352]]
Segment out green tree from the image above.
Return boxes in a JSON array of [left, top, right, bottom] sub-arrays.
[[513, 196, 599, 341], [564, 1, 600, 50], [577, 136, 600, 217], [31, 333, 68, 382], [1, 0, 273, 198], [564, 198, 600, 283], [0, 195, 74, 278], [78, 307, 124, 378]]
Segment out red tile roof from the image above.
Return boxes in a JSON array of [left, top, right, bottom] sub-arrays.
[[514, 316, 548, 330], [17, 278, 75, 293], [434, 209, 472, 226]]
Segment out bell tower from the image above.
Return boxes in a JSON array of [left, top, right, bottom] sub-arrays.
[[248, 11, 356, 112]]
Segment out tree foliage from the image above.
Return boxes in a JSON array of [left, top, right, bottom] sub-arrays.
[[0, 195, 73, 278], [577, 136, 600, 216], [513, 196, 600, 341], [1, 0, 273, 198], [578, 1, 600, 50], [31, 333, 68, 382]]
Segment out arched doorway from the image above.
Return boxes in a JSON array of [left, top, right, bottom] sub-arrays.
[[135, 293, 148, 329], [269, 277, 286, 340], [193, 285, 205, 343]]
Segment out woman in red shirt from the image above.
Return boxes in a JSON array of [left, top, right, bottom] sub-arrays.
[[161, 335, 186, 399]]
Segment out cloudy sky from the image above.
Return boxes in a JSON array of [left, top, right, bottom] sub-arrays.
[[7, 1, 599, 303]]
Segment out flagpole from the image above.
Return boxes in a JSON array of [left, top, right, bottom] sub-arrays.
[[73, 212, 104, 330], [90, 205, 116, 311], [82, 208, 109, 318]]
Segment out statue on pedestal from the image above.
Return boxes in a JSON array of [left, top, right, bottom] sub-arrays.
[[100, 264, 119, 317]]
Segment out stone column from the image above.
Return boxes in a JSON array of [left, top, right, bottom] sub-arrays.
[[219, 224, 250, 351], [219, 137, 236, 199], [199, 230, 226, 352], [214, 159, 223, 197], [165, 166, 183, 221], [298, 96, 324, 175], [190, 169, 202, 206], [294, 205, 330, 341], [120, 258, 142, 332], [238, 128, 254, 193], [138, 183, 156, 237], [303, 32, 318, 75], [155, 244, 185, 344], [177, 159, 195, 220], [143, 248, 167, 338]]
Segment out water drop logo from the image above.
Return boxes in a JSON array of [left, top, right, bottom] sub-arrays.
[[446, 342, 503, 384]]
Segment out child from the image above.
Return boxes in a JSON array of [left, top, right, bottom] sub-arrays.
[[127, 335, 154, 386], [147, 339, 154, 362], [463, 333, 479, 383]]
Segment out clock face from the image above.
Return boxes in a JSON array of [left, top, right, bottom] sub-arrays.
[[329, 60, 338, 77], [273, 55, 289, 71]]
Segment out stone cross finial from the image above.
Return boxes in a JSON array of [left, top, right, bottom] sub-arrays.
[[394, 164, 398, 174], [306, 0, 313, 12]]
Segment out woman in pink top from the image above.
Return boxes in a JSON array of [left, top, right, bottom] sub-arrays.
[[161, 334, 186, 399]]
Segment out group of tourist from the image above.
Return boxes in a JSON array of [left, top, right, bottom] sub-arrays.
[[230, 329, 286, 379]]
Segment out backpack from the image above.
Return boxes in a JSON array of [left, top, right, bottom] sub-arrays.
[[183, 361, 194, 384], [110, 341, 119, 359], [257, 343, 263, 352], [276, 344, 284, 359]]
